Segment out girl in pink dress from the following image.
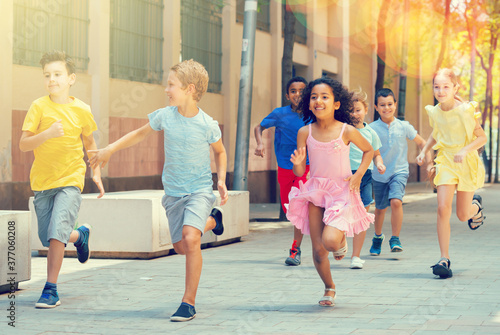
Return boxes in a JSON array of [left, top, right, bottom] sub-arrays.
[[286, 77, 375, 307]]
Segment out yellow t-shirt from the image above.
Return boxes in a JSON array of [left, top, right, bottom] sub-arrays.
[[22, 96, 97, 191]]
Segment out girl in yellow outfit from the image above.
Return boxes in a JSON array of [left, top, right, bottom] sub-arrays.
[[417, 68, 487, 279]]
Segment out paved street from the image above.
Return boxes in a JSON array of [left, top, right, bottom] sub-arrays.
[[1, 183, 500, 334]]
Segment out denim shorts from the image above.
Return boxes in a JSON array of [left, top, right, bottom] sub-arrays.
[[162, 192, 216, 244], [33, 186, 82, 247], [373, 173, 409, 210], [352, 169, 374, 208]]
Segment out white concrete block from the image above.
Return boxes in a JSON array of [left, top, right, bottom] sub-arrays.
[[30, 190, 249, 259], [0, 211, 31, 291]]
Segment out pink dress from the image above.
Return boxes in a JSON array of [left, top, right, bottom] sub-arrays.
[[286, 123, 374, 237]]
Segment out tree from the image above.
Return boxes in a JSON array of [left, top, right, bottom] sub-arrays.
[[281, 2, 296, 107], [435, 0, 452, 71]]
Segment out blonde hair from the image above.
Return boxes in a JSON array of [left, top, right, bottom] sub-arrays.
[[433, 68, 463, 102], [351, 88, 368, 111], [170, 59, 209, 101], [40, 50, 75, 75]]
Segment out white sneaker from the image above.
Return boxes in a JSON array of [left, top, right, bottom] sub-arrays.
[[350, 256, 365, 269]]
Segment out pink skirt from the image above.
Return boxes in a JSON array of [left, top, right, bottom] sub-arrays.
[[285, 177, 374, 237]]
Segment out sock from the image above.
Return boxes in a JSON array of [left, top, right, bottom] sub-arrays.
[[43, 282, 57, 295], [181, 302, 194, 308], [75, 229, 84, 246], [375, 233, 383, 238]]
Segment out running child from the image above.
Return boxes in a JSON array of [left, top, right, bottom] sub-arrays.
[[286, 77, 375, 306], [254, 76, 309, 266], [349, 90, 386, 269], [19, 51, 105, 308], [89, 59, 227, 321], [416, 68, 486, 278], [369, 88, 430, 256]]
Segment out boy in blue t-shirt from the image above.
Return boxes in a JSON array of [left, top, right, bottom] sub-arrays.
[[369, 88, 430, 256], [254, 76, 309, 266], [89, 60, 227, 322]]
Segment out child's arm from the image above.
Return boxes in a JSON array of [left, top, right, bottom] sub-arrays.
[[254, 124, 266, 157], [19, 120, 64, 152], [290, 126, 308, 177], [82, 133, 105, 198], [210, 139, 228, 206], [373, 149, 386, 174], [88, 123, 155, 168], [454, 118, 487, 163], [345, 126, 374, 191], [415, 134, 435, 177]]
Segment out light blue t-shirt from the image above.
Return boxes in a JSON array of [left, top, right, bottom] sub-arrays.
[[369, 118, 417, 183], [148, 106, 221, 197], [349, 123, 382, 171], [260, 105, 309, 169]]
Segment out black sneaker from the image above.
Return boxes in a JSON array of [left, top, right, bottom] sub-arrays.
[[170, 302, 196, 322], [75, 224, 91, 263], [285, 240, 301, 266], [431, 258, 453, 279], [210, 207, 224, 235]]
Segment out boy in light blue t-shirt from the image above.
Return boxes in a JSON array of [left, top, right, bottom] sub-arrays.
[[89, 60, 227, 322], [369, 88, 430, 256]]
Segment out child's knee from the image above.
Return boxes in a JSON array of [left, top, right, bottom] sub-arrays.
[[173, 242, 185, 255], [312, 248, 329, 263], [181, 228, 202, 249], [390, 198, 402, 209], [456, 210, 470, 222]]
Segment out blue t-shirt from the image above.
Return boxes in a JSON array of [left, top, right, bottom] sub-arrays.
[[260, 105, 309, 169], [148, 106, 221, 197], [369, 118, 417, 183], [349, 123, 382, 171]]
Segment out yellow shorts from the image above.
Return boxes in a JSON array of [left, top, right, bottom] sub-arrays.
[[434, 150, 485, 192]]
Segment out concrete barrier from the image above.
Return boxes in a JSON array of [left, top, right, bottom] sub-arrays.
[[30, 190, 249, 259], [0, 211, 31, 293]]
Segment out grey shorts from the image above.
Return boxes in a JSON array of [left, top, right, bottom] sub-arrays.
[[33, 186, 82, 247], [162, 192, 216, 244], [373, 173, 409, 210]]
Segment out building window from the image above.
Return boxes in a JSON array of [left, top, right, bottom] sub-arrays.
[[13, 0, 90, 71], [236, 0, 270, 32], [110, 0, 164, 84], [282, 9, 307, 45], [181, 0, 222, 93]]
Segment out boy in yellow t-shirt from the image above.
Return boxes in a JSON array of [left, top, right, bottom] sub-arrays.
[[19, 51, 105, 308]]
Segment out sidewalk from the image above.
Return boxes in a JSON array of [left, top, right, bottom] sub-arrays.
[[2, 183, 499, 334]]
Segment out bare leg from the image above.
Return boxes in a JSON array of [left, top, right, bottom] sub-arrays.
[[180, 226, 203, 306], [294, 226, 304, 247], [308, 203, 335, 305], [322, 226, 346, 260], [436, 185, 455, 259], [455, 191, 479, 224], [46, 239, 66, 284], [390, 199, 403, 237], [204, 216, 216, 233], [374, 207, 387, 235], [352, 205, 370, 258]]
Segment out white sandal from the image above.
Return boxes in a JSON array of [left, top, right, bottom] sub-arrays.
[[319, 288, 336, 307]]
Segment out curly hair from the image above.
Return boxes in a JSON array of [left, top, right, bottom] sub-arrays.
[[298, 77, 355, 125]]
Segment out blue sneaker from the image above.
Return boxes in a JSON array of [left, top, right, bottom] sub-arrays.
[[369, 234, 384, 256], [171, 302, 196, 322], [75, 224, 91, 263], [389, 236, 403, 252], [35, 288, 60, 308]]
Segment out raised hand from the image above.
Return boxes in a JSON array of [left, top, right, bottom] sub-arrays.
[[218, 180, 228, 206], [46, 120, 64, 139], [290, 147, 306, 166], [254, 144, 265, 157], [87, 147, 112, 169]]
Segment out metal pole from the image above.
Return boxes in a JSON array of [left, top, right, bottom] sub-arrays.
[[397, 0, 410, 120], [233, 0, 258, 191]]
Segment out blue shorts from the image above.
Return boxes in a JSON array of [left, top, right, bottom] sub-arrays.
[[352, 169, 374, 208], [33, 186, 82, 247], [373, 173, 409, 210], [162, 192, 216, 244]]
